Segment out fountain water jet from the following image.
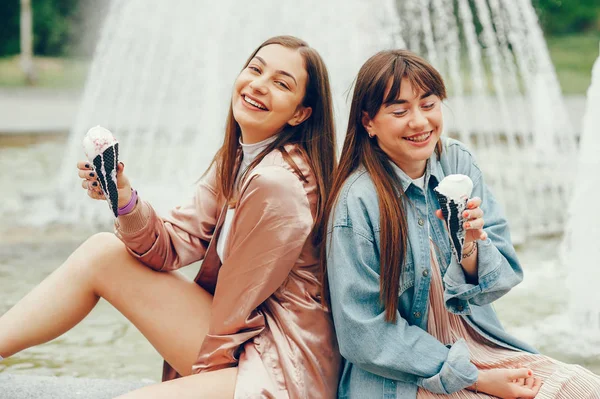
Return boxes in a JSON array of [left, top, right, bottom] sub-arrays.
[[393, 0, 576, 241], [563, 44, 600, 333], [502, 44, 600, 359]]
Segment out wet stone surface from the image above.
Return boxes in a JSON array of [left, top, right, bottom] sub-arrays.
[[0, 374, 150, 399]]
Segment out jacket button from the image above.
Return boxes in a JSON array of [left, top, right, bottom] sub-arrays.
[[414, 311, 421, 318], [423, 270, 429, 277], [418, 218, 424, 226]]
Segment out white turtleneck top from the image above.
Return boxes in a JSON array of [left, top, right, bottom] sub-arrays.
[[216, 135, 278, 262]]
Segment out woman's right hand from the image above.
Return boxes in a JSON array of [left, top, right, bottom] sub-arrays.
[[77, 161, 133, 207], [471, 368, 542, 398]]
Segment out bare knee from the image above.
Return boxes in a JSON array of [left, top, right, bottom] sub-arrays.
[[81, 232, 127, 259], [67, 232, 132, 284], [83, 231, 126, 254]]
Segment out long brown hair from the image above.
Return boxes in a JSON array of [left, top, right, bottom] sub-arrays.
[[321, 50, 446, 322], [206, 35, 336, 244]]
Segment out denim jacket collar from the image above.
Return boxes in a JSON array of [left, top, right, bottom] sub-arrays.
[[388, 150, 443, 193]]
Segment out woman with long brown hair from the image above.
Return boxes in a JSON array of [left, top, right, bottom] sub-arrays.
[[323, 49, 600, 398], [0, 35, 340, 398]]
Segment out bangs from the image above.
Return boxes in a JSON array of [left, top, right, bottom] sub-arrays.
[[383, 57, 446, 105]]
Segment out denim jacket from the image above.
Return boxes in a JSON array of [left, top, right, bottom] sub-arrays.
[[326, 138, 538, 399]]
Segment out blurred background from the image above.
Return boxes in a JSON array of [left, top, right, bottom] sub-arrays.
[[0, 0, 599, 383], [1, 1, 598, 91]]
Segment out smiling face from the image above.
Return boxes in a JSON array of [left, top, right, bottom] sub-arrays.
[[232, 44, 312, 144], [362, 78, 443, 178]]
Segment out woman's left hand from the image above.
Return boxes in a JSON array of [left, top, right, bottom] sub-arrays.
[[436, 197, 487, 244]]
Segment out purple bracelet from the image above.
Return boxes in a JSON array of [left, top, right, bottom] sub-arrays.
[[118, 189, 138, 216]]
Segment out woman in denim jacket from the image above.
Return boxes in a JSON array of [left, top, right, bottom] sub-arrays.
[[323, 50, 600, 398]]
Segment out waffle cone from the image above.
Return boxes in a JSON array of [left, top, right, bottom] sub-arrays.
[[435, 192, 468, 263], [92, 143, 119, 217]]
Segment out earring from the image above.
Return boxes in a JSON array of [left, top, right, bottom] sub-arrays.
[[368, 132, 374, 138]]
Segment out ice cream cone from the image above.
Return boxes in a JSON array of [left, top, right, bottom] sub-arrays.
[[434, 174, 473, 263], [83, 126, 120, 217]]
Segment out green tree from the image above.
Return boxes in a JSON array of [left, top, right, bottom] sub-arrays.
[[0, 1, 21, 55], [533, 0, 600, 35], [0, 0, 82, 57], [31, 0, 79, 55]]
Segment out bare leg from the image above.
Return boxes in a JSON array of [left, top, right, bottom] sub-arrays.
[[0, 232, 213, 375], [116, 368, 238, 399]]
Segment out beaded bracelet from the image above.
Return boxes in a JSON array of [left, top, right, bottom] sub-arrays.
[[117, 189, 138, 216]]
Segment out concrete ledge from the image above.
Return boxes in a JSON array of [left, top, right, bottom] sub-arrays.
[[0, 88, 80, 134], [0, 374, 152, 399]]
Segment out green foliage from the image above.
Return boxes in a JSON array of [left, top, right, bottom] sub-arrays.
[[533, 0, 600, 35], [0, 1, 20, 55], [0, 0, 93, 57], [31, 0, 79, 55], [547, 32, 600, 94]]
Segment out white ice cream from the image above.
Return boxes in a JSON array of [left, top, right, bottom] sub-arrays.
[[434, 174, 473, 202], [82, 126, 118, 161]]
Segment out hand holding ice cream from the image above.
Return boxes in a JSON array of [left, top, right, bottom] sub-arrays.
[[78, 126, 133, 216], [436, 196, 487, 243], [434, 174, 487, 263], [78, 160, 131, 203]]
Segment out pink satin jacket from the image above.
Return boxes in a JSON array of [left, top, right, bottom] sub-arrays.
[[114, 144, 340, 398]]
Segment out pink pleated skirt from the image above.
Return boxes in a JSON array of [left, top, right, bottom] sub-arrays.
[[417, 241, 600, 398]]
